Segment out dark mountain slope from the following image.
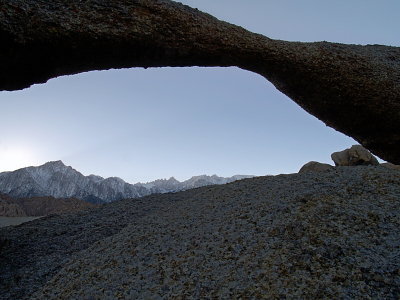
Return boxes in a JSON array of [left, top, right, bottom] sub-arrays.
[[0, 193, 96, 217]]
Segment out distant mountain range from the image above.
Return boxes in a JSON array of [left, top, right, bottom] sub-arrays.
[[0, 161, 253, 203]]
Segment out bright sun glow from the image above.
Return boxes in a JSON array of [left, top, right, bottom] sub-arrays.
[[0, 146, 38, 172]]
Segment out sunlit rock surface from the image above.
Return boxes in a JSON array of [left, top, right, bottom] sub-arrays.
[[331, 145, 380, 166]]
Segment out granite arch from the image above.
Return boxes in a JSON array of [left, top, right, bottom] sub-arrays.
[[1, 0, 399, 163]]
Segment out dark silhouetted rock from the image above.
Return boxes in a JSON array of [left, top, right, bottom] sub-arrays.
[[299, 161, 334, 173], [0, 0, 399, 163], [331, 145, 379, 166]]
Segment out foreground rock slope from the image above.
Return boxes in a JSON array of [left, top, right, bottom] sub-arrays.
[[0, 0, 399, 163], [1, 166, 399, 299]]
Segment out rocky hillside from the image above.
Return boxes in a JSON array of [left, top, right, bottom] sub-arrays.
[[0, 193, 26, 217], [0, 193, 95, 217], [0, 161, 252, 203], [0, 165, 399, 299]]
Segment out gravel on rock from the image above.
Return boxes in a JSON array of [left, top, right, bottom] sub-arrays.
[[1, 166, 399, 299]]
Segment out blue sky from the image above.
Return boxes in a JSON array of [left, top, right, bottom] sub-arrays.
[[0, 1, 399, 183]]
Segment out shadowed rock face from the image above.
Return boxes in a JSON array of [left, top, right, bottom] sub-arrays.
[[298, 161, 334, 173], [0, 0, 399, 163]]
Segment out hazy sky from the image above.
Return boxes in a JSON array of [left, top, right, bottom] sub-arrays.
[[0, 1, 399, 183]]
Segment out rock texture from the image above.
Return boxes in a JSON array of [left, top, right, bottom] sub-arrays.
[[0, 0, 399, 164], [298, 161, 334, 173], [0, 166, 399, 299], [0, 161, 253, 203], [381, 163, 400, 171], [331, 145, 380, 166]]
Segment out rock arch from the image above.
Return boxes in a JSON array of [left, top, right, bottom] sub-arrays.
[[1, 0, 399, 163]]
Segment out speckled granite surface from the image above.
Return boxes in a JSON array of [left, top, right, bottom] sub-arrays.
[[1, 166, 399, 299]]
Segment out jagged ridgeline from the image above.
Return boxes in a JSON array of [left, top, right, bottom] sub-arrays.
[[0, 161, 253, 203]]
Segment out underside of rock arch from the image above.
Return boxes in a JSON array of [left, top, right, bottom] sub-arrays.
[[0, 0, 399, 163]]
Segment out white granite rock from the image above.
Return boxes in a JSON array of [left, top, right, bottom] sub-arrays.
[[331, 145, 379, 166]]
